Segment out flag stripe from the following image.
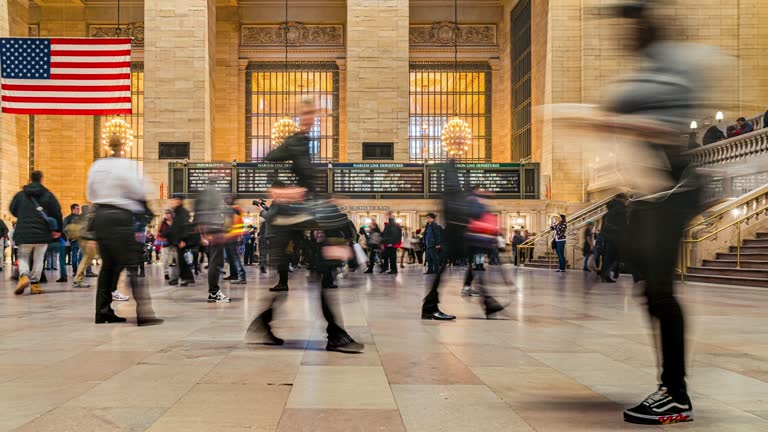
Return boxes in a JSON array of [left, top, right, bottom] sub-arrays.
[[50, 49, 131, 57], [2, 81, 129, 89], [2, 107, 132, 115], [2, 101, 131, 109], [50, 56, 130, 63], [3, 90, 132, 98], [50, 44, 131, 51], [51, 68, 131, 75], [50, 61, 130, 68], [2, 96, 131, 103], [48, 73, 131, 80], [50, 38, 131, 45]]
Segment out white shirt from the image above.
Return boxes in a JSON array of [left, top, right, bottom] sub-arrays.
[[86, 157, 151, 213]]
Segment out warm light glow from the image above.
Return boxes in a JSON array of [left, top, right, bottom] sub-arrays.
[[516, 217, 524, 225], [395, 218, 403, 224], [100, 118, 134, 155], [441, 117, 472, 157], [731, 208, 743, 217], [270, 117, 299, 148], [690, 121, 698, 129], [716, 111, 724, 121]]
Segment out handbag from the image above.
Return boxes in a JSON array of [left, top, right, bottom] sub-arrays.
[[27, 194, 58, 232], [353, 243, 369, 267]]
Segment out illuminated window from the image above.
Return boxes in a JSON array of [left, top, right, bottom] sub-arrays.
[[93, 63, 144, 161], [246, 62, 339, 162], [409, 62, 492, 162], [511, 0, 532, 161]]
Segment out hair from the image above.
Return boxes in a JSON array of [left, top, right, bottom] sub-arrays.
[[70, 203, 80, 211], [30, 170, 43, 183], [737, 117, 747, 122], [559, 214, 567, 223], [426, 212, 436, 219], [108, 135, 124, 152]]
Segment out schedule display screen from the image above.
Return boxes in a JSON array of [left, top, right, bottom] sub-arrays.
[[236, 163, 328, 194], [187, 163, 233, 194], [429, 164, 521, 195], [332, 163, 424, 194]]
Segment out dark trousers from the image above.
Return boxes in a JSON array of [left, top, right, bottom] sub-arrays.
[[629, 190, 698, 399], [555, 241, 566, 270], [207, 242, 225, 295], [601, 239, 619, 280], [225, 241, 246, 281], [244, 243, 255, 265], [463, 256, 505, 313], [422, 261, 445, 314], [414, 250, 424, 264], [384, 247, 398, 273], [93, 206, 155, 320], [426, 247, 440, 273], [365, 247, 379, 271]]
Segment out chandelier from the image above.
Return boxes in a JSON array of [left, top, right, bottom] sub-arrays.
[[271, 117, 299, 148], [442, 117, 472, 157], [441, 0, 471, 157], [100, 118, 134, 155]]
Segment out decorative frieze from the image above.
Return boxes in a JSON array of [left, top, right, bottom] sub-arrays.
[[28, 25, 38, 37], [410, 22, 497, 47], [89, 22, 144, 47], [241, 22, 343, 47]]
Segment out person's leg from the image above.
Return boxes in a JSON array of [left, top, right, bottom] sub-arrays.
[[70, 242, 80, 275], [389, 247, 398, 273], [178, 247, 195, 281], [556, 241, 566, 271], [167, 247, 179, 281], [74, 242, 97, 284], [57, 243, 67, 279], [229, 242, 246, 281], [208, 242, 225, 295], [30, 244, 47, 283], [95, 241, 119, 318], [421, 260, 454, 320], [17, 244, 33, 279], [161, 247, 171, 277]]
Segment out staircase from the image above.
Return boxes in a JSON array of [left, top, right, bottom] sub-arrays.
[[523, 252, 568, 269], [685, 232, 768, 287]]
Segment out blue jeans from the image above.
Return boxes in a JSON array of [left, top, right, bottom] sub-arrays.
[[426, 247, 440, 273], [70, 241, 81, 274], [555, 241, 566, 271], [58, 244, 68, 277], [225, 241, 246, 281], [583, 254, 590, 271]]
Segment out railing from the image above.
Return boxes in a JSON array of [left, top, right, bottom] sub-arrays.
[[517, 194, 616, 269], [686, 127, 768, 166]]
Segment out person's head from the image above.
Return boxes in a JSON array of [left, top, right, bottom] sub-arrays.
[[426, 212, 436, 223], [171, 193, 184, 208], [164, 209, 173, 220], [108, 135, 126, 157], [514, 229, 521, 235], [299, 96, 317, 133], [586, 220, 594, 227], [737, 117, 747, 127], [70, 204, 81, 215], [30, 170, 43, 184], [359, 227, 366, 235], [224, 194, 234, 205], [559, 214, 566, 224]]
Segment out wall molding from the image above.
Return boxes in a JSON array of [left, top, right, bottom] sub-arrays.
[[410, 22, 497, 47], [89, 22, 144, 47], [241, 22, 344, 47]]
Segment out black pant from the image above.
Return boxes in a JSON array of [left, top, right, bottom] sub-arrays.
[[207, 242, 225, 295], [601, 239, 619, 280], [426, 247, 440, 273], [366, 247, 379, 271], [629, 189, 699, 399], [93, 206, 155, 320], [384, 247, 397, 273], [414, 249, 424, 264], [244, 242, 255, 265]]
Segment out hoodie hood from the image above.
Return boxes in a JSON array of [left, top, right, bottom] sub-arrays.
[[23, 182, 48, 197]]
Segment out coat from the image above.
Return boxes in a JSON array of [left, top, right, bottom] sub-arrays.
[[423, 222, 442, 248], [9, 182, 63, 245], [382, 218, 402, 246], [265, 132, 316, 192], [167, 205, 191, 246]]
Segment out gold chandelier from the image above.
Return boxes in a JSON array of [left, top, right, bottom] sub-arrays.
[[442, 117, 472, 157], [271, 117, 299, 148], [100, 118, 134, 155], [441, 0, 471, 158]]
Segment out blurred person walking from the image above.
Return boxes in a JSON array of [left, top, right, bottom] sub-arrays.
[[10, 170, 63, 295], [167, 194, 195, 286], [157, 209, 173, 280], [223, 195, 247, 284], [194, 182, 232, 303], [72, 205, 97, 288], [381, 212, 402, 274], [61, 203, 83, 282], [87, 137, 162, 326], [0, 218, 8, 272]]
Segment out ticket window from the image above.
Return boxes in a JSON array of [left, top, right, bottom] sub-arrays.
[[508, 213, 529, 237], [357, 213, 382, 231], [393, 212, 410, 233]]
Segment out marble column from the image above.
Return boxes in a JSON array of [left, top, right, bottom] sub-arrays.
[[143, 0, 216, 196], [346, 0, 410, 162]]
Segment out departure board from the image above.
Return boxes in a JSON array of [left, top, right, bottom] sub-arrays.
[[187, 164, 233, 194], [236, 163, 328, 195], [332, 163, 424, 194], [429, 164, 521, 195]]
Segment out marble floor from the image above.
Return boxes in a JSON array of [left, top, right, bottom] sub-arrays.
[[1, 262, 767, 431]]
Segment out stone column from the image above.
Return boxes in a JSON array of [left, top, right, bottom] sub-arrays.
[[346, 0, 410, 162], [0, 0, 30, 219], [335, 59, 347, 162], [144, 0, 216, 195]]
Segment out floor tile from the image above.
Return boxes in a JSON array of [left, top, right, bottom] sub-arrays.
[[286, 366, 396, 409], [277, 408, 406, 432], [380, 352, 482, 385]]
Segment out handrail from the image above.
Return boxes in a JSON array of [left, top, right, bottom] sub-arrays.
[[683, 182, 768, 235], [685, 127, 768, 166], [679, 201, 768, 277]]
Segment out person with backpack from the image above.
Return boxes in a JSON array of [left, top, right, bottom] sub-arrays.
[[10, 170, 63, 295], [194, 181, 232, 303]]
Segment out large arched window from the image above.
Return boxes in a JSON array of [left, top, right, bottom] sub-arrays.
[[246, 61, 339, 162], [409, 62, 492, 162], [93, 62, 144, 161]]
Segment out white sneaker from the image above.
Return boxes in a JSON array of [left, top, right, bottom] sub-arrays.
[[461, 286, 482, 297], [112, 291, 130, 301], [207, 290, 231, 303]]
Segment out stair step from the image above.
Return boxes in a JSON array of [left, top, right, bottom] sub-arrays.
[[683, 274, 768, 288], [742, 239, 768, 246], [729, 245, 768, 253], [702, 259, 768, 269], [687, 266, 768, 278], [717, 252, 768, 260], [524, 262, 568, 269], [756, 232, 768, 239]]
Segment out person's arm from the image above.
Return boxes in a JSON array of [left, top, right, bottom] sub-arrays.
[[48, 193, 64, 238], [9, 192, 20, 218], [264, 139, 293, 162]]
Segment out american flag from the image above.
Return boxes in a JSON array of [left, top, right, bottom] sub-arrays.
[[0, 37, 132, 115]]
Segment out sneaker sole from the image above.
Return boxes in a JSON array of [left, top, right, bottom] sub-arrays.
[[623, 410, 693, 425]]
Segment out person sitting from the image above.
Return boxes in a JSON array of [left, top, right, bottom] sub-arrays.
[[726, 125, 740, 138], [702, 125, 726, 145]]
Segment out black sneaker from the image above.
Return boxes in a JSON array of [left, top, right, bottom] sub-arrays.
[[326, 334, 364, 353], [269, 284, 289, 292], [207, 290, 231, 303], [164, 274, 170, 281], [624, 386, 693, 425]]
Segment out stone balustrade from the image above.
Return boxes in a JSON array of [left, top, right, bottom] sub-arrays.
[[686, 127, 768, 166]]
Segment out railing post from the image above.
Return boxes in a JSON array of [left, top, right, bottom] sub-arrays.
[[737, 222, 742, 269]]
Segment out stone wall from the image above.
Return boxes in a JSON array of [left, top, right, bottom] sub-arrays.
[[213, 6, 243, 163], [346, 0, 410, 162]]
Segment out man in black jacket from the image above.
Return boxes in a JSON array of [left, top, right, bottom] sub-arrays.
[[381, 212, 402, 274], [0, 219, 8, 272], [10, 170, 63, 295], [167, 193, 194, 286]]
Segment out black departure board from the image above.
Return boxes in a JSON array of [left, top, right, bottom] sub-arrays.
[[236, 163, 328, 195], [429, 164, 521, 194], [187, 163, 233, 194], [332, 163, 424, 194]]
